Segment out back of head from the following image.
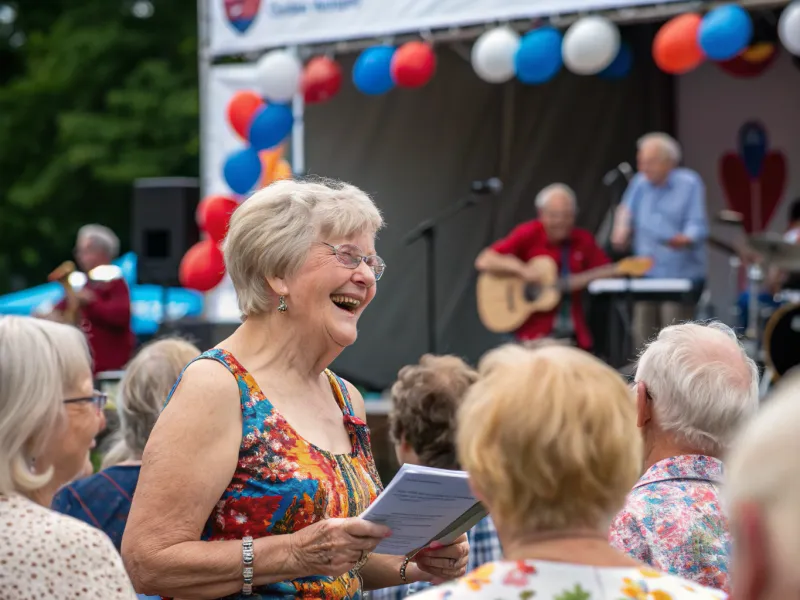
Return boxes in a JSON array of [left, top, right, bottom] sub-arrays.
[[103, 337, 200, 467], [636, 321, 759, 455], [458, 344, 641, 532], [77, 224, 120, 259], [726, 372, 800, 589], [0, 317, 65, 494], [389, 354, 478, 470], [223, 178, 384, 316]]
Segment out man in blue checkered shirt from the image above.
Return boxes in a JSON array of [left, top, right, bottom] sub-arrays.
[[368, 355, 503, 599]]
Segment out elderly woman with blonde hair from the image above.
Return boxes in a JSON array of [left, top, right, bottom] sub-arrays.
[[52, 337, 200, 551], [0, 316, 135, 599], [122, 179, 469, 600], [412, 343, 725, 600]]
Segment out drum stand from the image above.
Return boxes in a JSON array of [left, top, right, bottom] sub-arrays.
[[743, 263, 764, 361]]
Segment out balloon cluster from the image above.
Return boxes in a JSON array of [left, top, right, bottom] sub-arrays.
[[470, 19, 631, 85], [352, 41, 437, 94]]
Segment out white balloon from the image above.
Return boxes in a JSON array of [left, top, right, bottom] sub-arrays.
[[779, 1, 800, 56], [471, 27, 521, 83], [256, 50, 302, 103], [562, 16, 620, 75]]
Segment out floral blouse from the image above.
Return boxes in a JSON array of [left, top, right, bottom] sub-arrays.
[[609, 455, 730, 592], [408, 560, 727, 600]]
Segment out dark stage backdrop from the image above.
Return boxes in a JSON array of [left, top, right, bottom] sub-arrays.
[[303, 25, 673, 390]]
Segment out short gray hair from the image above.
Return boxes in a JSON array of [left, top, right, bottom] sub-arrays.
[[102, 337, 199, 467], [223, 178, 384, 317], [0, 317, 91, 495], [635, 321, 759, 455], [726, 373, 800, 578], [637, 132, 682, 164], [78, 224, 120, 259], [535, 183, 577, 211]]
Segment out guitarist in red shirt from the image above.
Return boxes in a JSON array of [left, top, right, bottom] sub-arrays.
[[475, 183, 611, 350]]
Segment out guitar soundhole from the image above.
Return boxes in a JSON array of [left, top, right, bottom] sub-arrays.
[[524, 285, 540, 302]]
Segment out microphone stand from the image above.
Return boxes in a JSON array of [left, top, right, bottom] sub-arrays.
[[403, 195, 483, 354]]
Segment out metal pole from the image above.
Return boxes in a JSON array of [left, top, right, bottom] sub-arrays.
[[290, 46, 306, 175], [197, 0, 212, 198], [425, 229, 437, 354]]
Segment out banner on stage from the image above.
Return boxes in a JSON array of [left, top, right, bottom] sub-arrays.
[[210, 0, 672, 56]]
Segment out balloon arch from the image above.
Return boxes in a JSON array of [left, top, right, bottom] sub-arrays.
[[183, 0, 800, 293]]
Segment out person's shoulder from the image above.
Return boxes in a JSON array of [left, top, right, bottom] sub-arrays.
[[412, 562, 508, 598], [673, 167, 703, 184], [632, 568, 727, 598], [167, 350, 239, 403], [571, 227, 600, 245], [330, 371, 367, 421]]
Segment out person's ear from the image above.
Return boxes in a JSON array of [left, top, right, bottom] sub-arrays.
[[266, 276, 289, 298], [636, 381, 651, 429]]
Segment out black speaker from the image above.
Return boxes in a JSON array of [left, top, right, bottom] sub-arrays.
[[132, 177, 200, 287]]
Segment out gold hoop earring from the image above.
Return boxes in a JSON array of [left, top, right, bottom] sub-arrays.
[[277, 296, 288, 313]]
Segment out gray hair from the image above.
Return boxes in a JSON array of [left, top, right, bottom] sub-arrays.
[[223, 178, 384, 317], [637, 132, 682, 164], [725, 372, 800, 580], [0, 317, 91, 495], [78, 224, 120, 259], [102, 337, 199, 468], [535, 183, 577, 211], [635, 321, 759, 455]]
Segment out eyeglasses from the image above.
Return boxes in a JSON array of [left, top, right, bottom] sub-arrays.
[[63, 391, 108, 412], [319, 243, 386, 281]]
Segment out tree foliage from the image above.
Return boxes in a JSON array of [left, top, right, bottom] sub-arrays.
[[0, 0, 198, 292]]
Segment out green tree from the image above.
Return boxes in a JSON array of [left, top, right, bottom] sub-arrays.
[[0, 0, 199, 293]]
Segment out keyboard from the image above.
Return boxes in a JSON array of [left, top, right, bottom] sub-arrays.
[[588, 278, 693, 302]]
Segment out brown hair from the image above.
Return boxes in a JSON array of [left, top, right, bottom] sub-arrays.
[[389, 354, 478, 470]]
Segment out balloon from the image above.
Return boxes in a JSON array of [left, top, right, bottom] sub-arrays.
[[257, 146, 285, 187], [226, 91, 264, 140], [653, 14, 705, 74], [562, 16, 620, 75], [738, 121, 768, 179], [223, 148, 261, 195], [179, 240, 226, 292], [779, 1, 800, 56], [514, 27, 563, 84], [302, 56, 343, 104], [471, 27, 521, 83], [272, 159, 293, 181], [197, 195, 239, 243], [599, 41, 633, 79], [248, 103, 293, 151], [698, 5, 753, 61], [391, 41, 437, 88], [256, 50, 302, 103], [353, 46, 396, 95]]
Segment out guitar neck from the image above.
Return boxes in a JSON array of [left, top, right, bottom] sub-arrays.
[[564, 263, 621, 291]]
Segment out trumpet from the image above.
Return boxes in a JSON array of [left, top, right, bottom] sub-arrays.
[[46, 261, 123, 325]]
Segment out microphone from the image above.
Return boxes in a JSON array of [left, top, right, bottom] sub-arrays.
[[602, 162, 633, 186], [470, 177, 503, 195]]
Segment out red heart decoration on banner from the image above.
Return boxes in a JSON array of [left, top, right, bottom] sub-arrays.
[[719, 151, 787, 233], [719, 152, 753, 230]]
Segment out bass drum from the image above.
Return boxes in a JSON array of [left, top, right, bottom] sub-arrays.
[[764, 303, 800, 378]]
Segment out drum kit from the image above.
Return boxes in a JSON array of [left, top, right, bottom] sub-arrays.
[[739, 232, 800, 384]]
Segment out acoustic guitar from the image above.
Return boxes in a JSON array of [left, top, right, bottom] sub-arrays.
[[476, 255, 653, 333]]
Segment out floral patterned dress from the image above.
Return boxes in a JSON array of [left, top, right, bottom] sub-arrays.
[[407, 560, 727, 600], [165, 349, 383, 599]]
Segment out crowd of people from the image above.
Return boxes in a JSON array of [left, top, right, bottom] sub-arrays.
[[0, 176, 797, 600]]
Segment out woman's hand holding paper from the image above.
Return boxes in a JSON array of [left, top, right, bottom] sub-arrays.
[[410, 535, 470, 584]]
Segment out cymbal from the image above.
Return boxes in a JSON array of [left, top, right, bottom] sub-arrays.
[[748, 232, 800, 268]]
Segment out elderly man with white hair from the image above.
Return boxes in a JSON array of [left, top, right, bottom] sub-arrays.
[[611, 133, 709, 349], [610, 321, 759, 593], [725, 373, 800, 600], [475, 183, 610, 350]]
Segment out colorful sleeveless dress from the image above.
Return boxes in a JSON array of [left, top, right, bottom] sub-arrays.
[[165, 349, 383, 599]]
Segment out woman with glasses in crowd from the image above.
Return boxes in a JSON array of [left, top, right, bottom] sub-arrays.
[[122, 179, 469, 600], [0, 316, 135, 599], [53, 337, 200, 551]]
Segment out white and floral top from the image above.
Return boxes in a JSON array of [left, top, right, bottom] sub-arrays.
[[0, 493, 137, 600], [410, 560, 727, 600]]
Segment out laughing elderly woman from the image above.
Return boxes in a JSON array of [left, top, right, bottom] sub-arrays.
[[122, 179, 469, 600]]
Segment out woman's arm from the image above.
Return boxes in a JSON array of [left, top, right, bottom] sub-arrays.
[[121, 360, 306, 599]]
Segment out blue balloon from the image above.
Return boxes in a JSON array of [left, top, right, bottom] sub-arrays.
[[738, 120, 768, 179], [698, 5, 753, 61], [223, 147, 261, 195], [514, 27, 563, 84], [248, 103, 293, 151], [599, 41, 633, 79], [353, 46, 396, 95]]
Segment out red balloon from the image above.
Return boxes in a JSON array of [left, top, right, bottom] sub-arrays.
[[653, 14, 705, 74], [179, 240, 226, 292], [302, 56, 343, 104], [391, 41, 436, 88], [227, 91, 265, 139], [197, 195, 239, 243]]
